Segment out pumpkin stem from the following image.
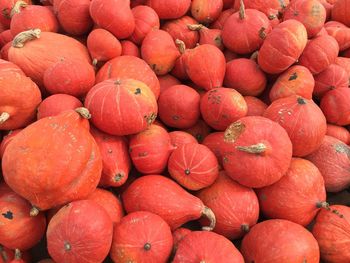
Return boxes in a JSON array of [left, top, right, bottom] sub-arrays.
[[64, 241, 71, 251], [0, 112, 10, 124], [75, 107, 91, 119], [12, 29, 41, 48], [239, 0, 246, 19], [187, 24, 205, 31], [241, 224, 250, 232], [236, 143, 267, 154], [92, 58, 98, 67], [30, 206, 39, 217], [316, 201, 330, 210], [14, 249, 21, 260], [250, 51, 259, 61], [10, 0, 28, 17], [201, 206, 216, 231], [224, 121, 245, 143], [175, 39, 186, 54], [0, 245, 8, 262]]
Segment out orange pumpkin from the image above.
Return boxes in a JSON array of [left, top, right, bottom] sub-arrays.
[[332, 0, 350, 27], [325, 21, 350, 51]]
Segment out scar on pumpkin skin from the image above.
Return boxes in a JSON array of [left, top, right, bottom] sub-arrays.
[[1, 211, 13, 220]]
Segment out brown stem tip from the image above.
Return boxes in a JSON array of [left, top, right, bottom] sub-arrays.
[[316, 201, 330, 210], [14, 249, 22, 260], [201, 206, 216, 231], [75, 107, 91, 119], [187, 24, 205, 31], [241, 224, 250, 232], [239, 0, 246, 19], [236, 143, 267, 154], [30, 206, 39, 217], [175, 39, 186, 54], [0, 112, 10, 124]]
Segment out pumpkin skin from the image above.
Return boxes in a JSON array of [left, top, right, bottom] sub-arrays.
[[233, 0, 289, 19], [10, 4, 58, 36], [0, 129, 21, 158], [211, 8, 235, 30], [158, 74, 181, 94], [191, 0, 223, 24], [312, 205, 350, 263], [221, 116, 293, 188], [269, 65, 314, 101], [2, 109, 102, 211], [202, 132, 225, 165], [332, 0, 350, 27], [0, 30, 13, 49], [325, 21, 350, 51], [141, 29, 180, 76], [0, 71, 41, 130], [173, 231, 244, 263], [305, 135, 350, 192], [87, 29, 122, 65], [200, 87, 248, 131], [197, 171, 259, 239], [37, 94, 83, 119], [222, 2, 271, 54], [169, 131, 197, 148], [129, 124, 173, 174], [146, 0, 190, 19], [257, 158, 327, 226], [0, 0, 32, 29], [168, 143, 219, 190], [90, 127, 131, 187], [241, 219, 320, 263], [43, 58, 95, 97], [0, 41, 11, 60], [122, 175, 216, 231], [326, 124, 350, 144], [0, 58, 23, 74], [172, 228, 192, 252], [313, 64, 349, 98], [258, 20, 308, 74], [320, 88, 350, 125], [120, 40, 140, 57], [158, 85, 200, 129], [299, 35, 339, 74], [90, 0, 135, 39], [182, 119, 211, 143], [0, 183, 46, 250], [224, 58, 267, 96], [244, 96, 268, 116], [47, 200, 113, 263], [283, 0, 326, 38], [185, 44, 225, 91], [85, 78, 158, 136], [96, 56, 160, 99], [335, 56, 350, 77], [264, 96, 327, 157], [110, 211, 173, 263]]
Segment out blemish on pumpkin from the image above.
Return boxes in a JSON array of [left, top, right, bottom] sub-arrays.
[[196, 134, 203, 142], [145, 113, 157, 125], [329, 85, 335, 90], [108, 149, 113, 154], [297, 97, 307, 105], [293, 10, 299, 16], [1, 211, 13, 220], [134, 88, 141, 95], [2, 8, 10, 19], [107, 64, 113, 79], [258, 27, 267, 39], [138, 152, 148, 157], [144, 243, 151, 251], [172, 115, 180, 121], [115, 79, 122, 85], [224, 121, 245, 143], [288, 72, 298, 81], [333, 144, 350, 157], [185, 169, 191, 175]]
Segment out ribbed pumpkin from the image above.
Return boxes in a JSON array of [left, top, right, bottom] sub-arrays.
[[146, 0, 190, 19], [244, 96, 268, 116], [169, 131, 197, 148], [325, 21, 350, 51], [320, 88, 350, 125], [332, 0, 350, 27], [2, 108, 102, 212], [191, 0, 223, 24]]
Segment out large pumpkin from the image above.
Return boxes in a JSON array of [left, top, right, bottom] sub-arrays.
[[2, 108, 102, 212]]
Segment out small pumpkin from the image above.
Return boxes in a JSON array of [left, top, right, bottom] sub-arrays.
[[146, 0, 190, 19], [326, 124, 350, 144], [320, 88, 350, 125], [182, 119, 211, 143], [202, 132, 225, 165], [120, 40, 140, 57], [191, 0, 223, 24], [211, 8, 235, 30], [233, 0, 289, 20], [0, 0, 32, 29], [187, 24, 224, 50], [244, 96, 268, 116], [169, 131, 197, 148], [158, 74, 181, 94]]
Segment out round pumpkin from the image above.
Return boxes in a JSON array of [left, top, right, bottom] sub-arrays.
[[169, 131, 197, 148], [0, 0, 32, 28], [211, 8, 235, 30], [320, 88, 350, 125], [244, 96, 268, 116], [146, 0, 190, 19], [158, 74, 181, 94], [233, 0, 289, 19], [191, 0, 223, 24], [326, 124, 350, 144], [202, 132, 225, 166], [332, 0, 350, 27], [325, 21, 350, 51], [182, 119, 212, 143]]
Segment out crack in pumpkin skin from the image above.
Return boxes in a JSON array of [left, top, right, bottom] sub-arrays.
[[224, 121, 245, 143]]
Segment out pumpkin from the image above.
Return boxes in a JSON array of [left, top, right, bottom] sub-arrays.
[[0, 0, 32, 28], [168, 143, 219, 190], [146, 0, 190, 19], [110, 211, 173, 263], [325, 21, 350, 51], [122, 175, 216, 231], [172, 228, 192, 252], [313, 64, 349, 98], [332, 0, 350, 27], [326, 124, 350, 144], [0, 129, 21, 158], [258, 19, 308, 74], [87, 29, 122, 66], [10, 1, 58, 36], [269, 65, 314, 101], [0, 183, 46, 250], [305, 135, 350, 192], [89, 0, 135, 39], [85, 78, 157, 136], [169, 131, 197, 148], [224, 58, 266, 96], [264, 95, 327, 157], [335, 56, 350, 77], [233, 0, 289, 19], [299, 35, 339, 74], [90, 127, 131, 187], [158, 84, 200, 129], [129, 124, 173, 174], [202, 132, 225, 165], [158, 74, 181, 94], [191, 0, 223, 24], [200, 87, 247, 131], [173, 231, 244, 263], [320, 88, 350, 125], [141, 29, 181, 76], [241, 219, 320, 262], [221, 116, 293, 188], [0, 30, 13, 48], [2, 108, 102, 212], [0, 41, 11, 60], [182, 119, 211, 143], [222, 0, 271, 54], [197, 171, 259, 239], [120, 40, 140, 57], [244, 96, 268, 116], [187, 24, 223, 50], [211, 8, 235, 30], [0, 58, 23, 74], [47, 200, 113, 263], [312, 205, 350, 263], [96, 56, 160, 99]]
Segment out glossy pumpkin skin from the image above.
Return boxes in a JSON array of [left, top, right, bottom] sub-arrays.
[[221, 116, 293, 188], [332, 0, 350, 27], [168, 143, 219, 190], [258, 20, 308, 74], [90, 0, 135, 39], [326, 124, 350, 144], [96, 56, 160, 99], [320, 88, 350, 126], [85, 78, 158, 136], [129, 124, 173, 174], [0, 0, 32, 28], [244, 96, 268, 116], [299, 35, 339, 75], [173, 231, 244, 263], [0, 183, 46, 250], [191, 0, 223, 24], [325, 21, 350, 51], [146, 0, 190, 19], [122, 175, 215, 230], [241, 219, 320, 263], [269, 65, 314, 101], [110, 211, 173, 263], [257, 158, 326, 226], [47, 200, 113, 263], [202, 132, 225, 166], [224, 58, 267, 96], [312, 205, 350, 263], [2, 109, 102, 211], [90, 127, 131, 187], [313, 64, 349, 98], [264, 96, 327, 157], [0, 71, 41, 130], [0, 129, 21, 158], [197, 171, 259, 239], [120, 40, 140, 57], [169, 131, 197, 148], [306, 135, 350, 192]]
